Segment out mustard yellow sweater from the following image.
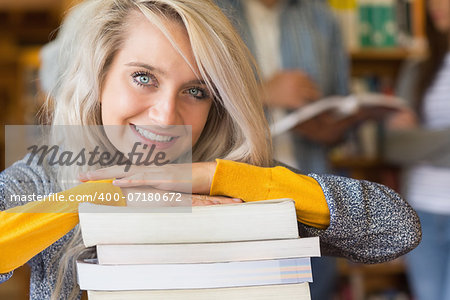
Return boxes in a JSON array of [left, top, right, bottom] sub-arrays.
[[0, 160, 328, 273]]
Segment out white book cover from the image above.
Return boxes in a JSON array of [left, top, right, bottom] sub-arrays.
[[96, 237, 320, 265], [87, 282, 311, 300], [77, 257, 312, 291], [79, 199, 298, 247]]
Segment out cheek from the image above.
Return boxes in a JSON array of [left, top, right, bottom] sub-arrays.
[[190, 103, 212, 144], [428, 0, 450, 32], [101, 83, 144, 125], [101, 76, 123, 125]]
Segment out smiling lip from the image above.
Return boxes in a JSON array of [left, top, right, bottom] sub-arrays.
[[130, 124, 179, 150]]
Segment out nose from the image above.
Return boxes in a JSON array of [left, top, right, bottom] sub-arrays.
[[147, 92, 181, 126]]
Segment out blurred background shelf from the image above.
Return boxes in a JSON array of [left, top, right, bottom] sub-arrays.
[[350, 47, 422, 60], [327, 0, 426, 298], [337, 258, 411, 300]]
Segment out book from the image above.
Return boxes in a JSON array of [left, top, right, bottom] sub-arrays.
[[328, 0, 358, 50], [370, 0, 397, 47], [358, 0, 373, 47], [269, 93, 407, 136], [96, 237, 320, 265], [396, 0, 414, 47], [76, 257, 313, 290], [86, 282, 311, 300], [78, 199, 299, 247]]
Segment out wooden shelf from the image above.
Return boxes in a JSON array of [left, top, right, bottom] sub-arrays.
[[0, 265, 30, 300], [337, 258, 410, 298], [351, 48, 411, 60], [350, 47, 427, 78], [0, 0, 62, 11], [330, 157, 383, 169], [351, 47, 427, 60], [339, 258, 406, 276]]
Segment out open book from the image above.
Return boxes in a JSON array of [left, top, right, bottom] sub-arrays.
[[270, 93, 407, 136]]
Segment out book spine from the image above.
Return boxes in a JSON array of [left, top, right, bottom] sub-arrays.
[[87, 283, 311, 300], [96, 237, 321, 265], [328, 0, 358, 50], [384, 0, 397, 47], [79, 202, 299, 246], [410, 0, 427, 52], [411, 0, 425, 40], [77, 258, 313, 290], [370, 0, 397, 47], [358, 0, 373, 47]]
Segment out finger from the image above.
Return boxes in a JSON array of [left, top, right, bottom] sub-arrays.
[[191, 195, 242, 206], [292, 76, 321, 99], [192, 200, 216, 206], [113, 174, 192, 193], [212, 197, 243, 204], [113, 173, 174, 187], [299, 86, 321, 101], [82, 165, 135, 181], [191, 195, 217, 206], [112, 174, 156, 187], [197, 195, 242, 205]]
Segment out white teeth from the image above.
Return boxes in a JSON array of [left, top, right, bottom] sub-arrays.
[[134, 125, 174, 142]]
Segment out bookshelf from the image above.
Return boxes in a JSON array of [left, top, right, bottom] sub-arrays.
[[329, 0, 427, 169], [328, 1, 426, 299], [0, 265, 30, 300], [336, 258, 411, 299], [350, 47, 426, 83], [0, 3, 58, 295]]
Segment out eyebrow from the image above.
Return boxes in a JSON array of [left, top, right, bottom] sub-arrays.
[[125, 62, 207, 86], [184, 79, 207, 86], [125, 62, 166, 76]]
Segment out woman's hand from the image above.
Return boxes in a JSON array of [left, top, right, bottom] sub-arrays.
[[263, 70, 322, 109], [121, 186, 242, 207], [79, 162, 218, 194], [385, 107, 419, 130]]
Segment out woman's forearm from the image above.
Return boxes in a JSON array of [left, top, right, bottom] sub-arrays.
[[0, 181, 124, 273], [210, 159, 421, 263], [210, 159, 330, 229]]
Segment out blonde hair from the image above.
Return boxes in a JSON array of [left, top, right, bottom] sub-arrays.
[[46, 0, 273, 298]]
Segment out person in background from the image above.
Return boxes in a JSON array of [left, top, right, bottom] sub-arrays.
[[215, 0, 350, 298], [385, 0, 450, 299]]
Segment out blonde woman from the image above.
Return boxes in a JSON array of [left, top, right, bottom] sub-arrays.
[[0, 0, 420, 299]]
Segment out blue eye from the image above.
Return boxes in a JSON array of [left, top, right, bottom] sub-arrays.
[[138, 75, 149, 84], [188, 88, 201, 97], [132, 71, 156, 87], [185, 87, 210, 100]]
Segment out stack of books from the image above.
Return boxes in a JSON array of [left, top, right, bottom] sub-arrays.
[[77, 199, 320, 299]]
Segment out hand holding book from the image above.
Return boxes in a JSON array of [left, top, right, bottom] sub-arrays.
[[263, 70, 322, 108], [270, 93, 409, 139], [293, 110, 365, 145], [293, 104, 400, 145]]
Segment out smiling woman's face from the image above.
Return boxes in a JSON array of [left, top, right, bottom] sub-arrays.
[[100, 11, 213, 160]]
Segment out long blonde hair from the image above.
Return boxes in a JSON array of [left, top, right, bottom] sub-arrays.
[[47, 0, 273, 298]]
